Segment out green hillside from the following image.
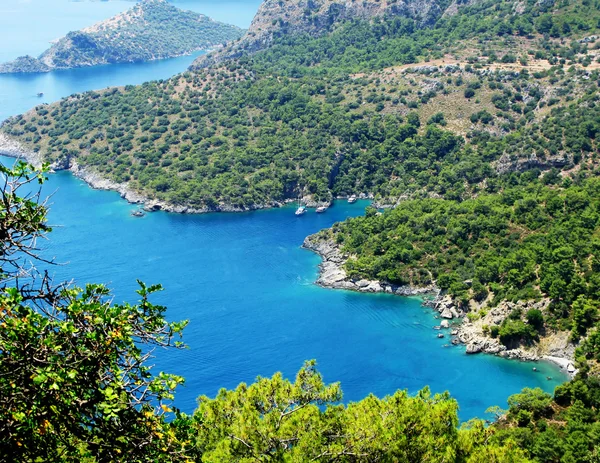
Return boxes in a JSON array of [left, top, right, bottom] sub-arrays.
[[3, 0, 600, 460], [3, 0, 599, 207], [0, 0, 244, 74]]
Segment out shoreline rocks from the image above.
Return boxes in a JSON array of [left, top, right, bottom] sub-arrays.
[[69, 162, 294, 214], [302, 234, 438, 297], [1, 135, 579, 378], [0, 133, 293, 214], [0, 133, 43, 167], [71, 162, 290, 214], [454, 298, 578, 376]]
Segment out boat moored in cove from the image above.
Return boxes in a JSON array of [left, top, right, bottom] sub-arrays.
[[348, 195, 357, 203], [131, 209, 145, 217], [316, 206, 328, 213], [295, 205, 306, 216]]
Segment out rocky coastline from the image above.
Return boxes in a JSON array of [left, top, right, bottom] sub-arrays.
[[303, 233, 578, 378], [0, 133, 325, 214], [0, 135, 580, 379], [69, 161, 294, 214], [0, 133, 43, 167], [302, 234, 438, 297]]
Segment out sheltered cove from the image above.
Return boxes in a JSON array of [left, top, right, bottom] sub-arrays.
[[302, 233, 578, 378]]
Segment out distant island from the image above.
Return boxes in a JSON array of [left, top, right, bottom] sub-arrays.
[[0, 0, 244, 74]]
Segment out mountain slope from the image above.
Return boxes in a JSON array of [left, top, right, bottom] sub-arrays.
[[192, 0, 460, 68], [0, 0, 244, 74], [5, 1, 600, 459], [3, 0, 600, 371], [2, 0, 599, 210]]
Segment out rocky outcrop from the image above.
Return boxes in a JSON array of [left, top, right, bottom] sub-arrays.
[[245, 0, 442, 40], [303, 232, 578, 373], [453, 298, 578, 376], [442, 0, 485, 17], [0, 133, 42, 167], [494, 152, 573, 175], [302, 234, 438, 296], [0, 56, 50, 74], [434, 294, 462, 319], [192, 0, 478, 69]]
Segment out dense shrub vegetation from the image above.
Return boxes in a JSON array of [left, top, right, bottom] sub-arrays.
[[4, 0, 600, 209], [322, 178, 600, 342], [1, 164, 599, 462]]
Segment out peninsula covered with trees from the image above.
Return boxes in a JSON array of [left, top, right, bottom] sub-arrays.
[[0, 0, 244, 74]]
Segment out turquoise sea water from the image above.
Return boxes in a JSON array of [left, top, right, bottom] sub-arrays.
[[0, 0, 569, 421], [2, 161, 567, 420]]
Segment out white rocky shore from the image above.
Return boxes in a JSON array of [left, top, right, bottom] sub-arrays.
[[303, 233, 578, 377], [0, 133, 43, 167], [2, 134, 580, 377], [69, 161, 287, 214], [302, 234, 438, 297], [452, 297, 578, 376]]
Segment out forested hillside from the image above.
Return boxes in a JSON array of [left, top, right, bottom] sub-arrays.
[[3, 0, 600, 353], [2, 0, 599, 208], [0, 164, 596, 461], [0, 0, 244, 74]]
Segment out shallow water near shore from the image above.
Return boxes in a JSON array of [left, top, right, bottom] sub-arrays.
[[4, 159, 568, 420]]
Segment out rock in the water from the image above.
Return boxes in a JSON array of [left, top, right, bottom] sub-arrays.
[[440, 320, 450, 329], [319, 265, 347, 284], [441, 308, 453, 319], [466, 342, 482, 354]]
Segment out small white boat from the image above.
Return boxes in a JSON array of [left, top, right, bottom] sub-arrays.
[[131, 209, 145, 217], [316, 206, 328, 213], [348, 195, 357, 204], [295, 205, 306, 216]]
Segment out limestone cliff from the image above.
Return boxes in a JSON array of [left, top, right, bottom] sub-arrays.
[[191, 0, 479, 69]]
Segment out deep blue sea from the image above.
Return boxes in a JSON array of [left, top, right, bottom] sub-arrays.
[[0, 0, 568, 420]]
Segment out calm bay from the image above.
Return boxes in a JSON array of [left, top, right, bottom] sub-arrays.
[[0, 0, 568, 420]]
